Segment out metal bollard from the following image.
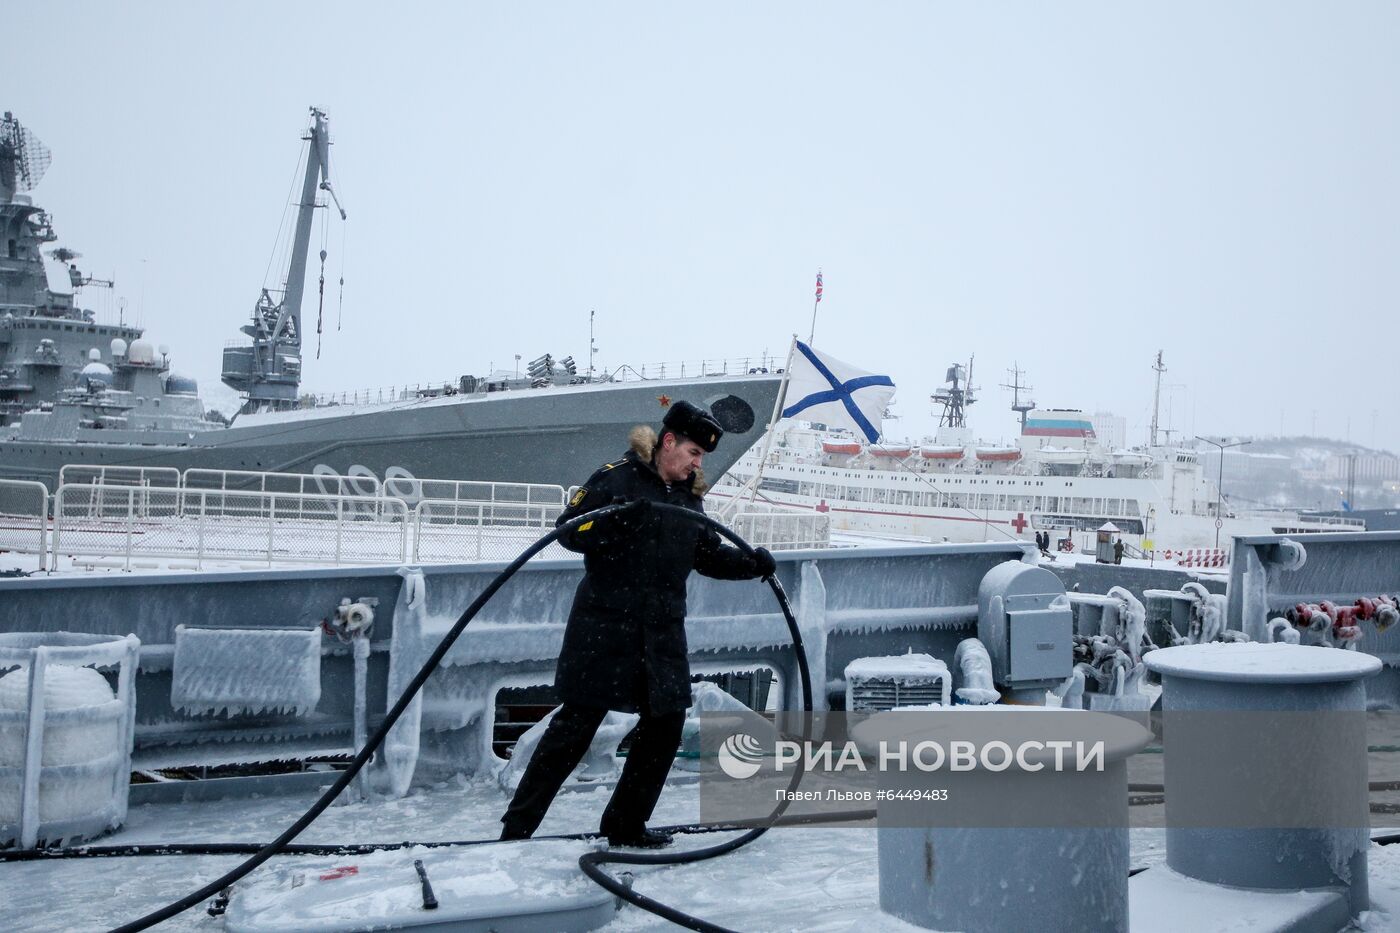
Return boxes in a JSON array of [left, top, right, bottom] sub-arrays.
[[1145, 642, 1380, 918]]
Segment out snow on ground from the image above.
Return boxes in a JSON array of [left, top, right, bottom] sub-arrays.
[[0, 773, 1125, 932], [3, 767, 1392, 932]]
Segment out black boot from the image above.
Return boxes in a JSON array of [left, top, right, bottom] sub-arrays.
[[498, 822, 531, 842], [605, 826, 673, 849]]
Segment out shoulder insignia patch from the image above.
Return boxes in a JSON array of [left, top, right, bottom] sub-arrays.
[[569, 487, 587, 507]]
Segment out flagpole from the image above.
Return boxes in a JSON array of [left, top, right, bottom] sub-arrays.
[[807, 269, 822, 345], [717, 336, 796, 520]]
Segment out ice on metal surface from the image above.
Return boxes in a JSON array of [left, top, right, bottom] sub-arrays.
[[0, 664, 120, 824], [223, 839, 616, 933], [1145, 642, 1383, 683], [170, 626, 322, 717]]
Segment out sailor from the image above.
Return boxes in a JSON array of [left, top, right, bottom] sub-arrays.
[[1113, 537, 1125, 564], [499, 400, 776, 848]]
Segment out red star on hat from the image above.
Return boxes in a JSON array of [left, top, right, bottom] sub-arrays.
[[657, 394, 672, 407]]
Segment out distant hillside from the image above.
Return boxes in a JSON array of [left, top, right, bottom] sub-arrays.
[[1204, 436, 1400, 513]]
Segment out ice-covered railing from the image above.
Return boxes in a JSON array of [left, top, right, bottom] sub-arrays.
[[1230, 507, 1366, 530], [51, 485, 410, 570], [183, 468, 382, 499], [0, 479, 47, 568], [412, 500, 569, 563], [58, 465, 180, 489], [732, 510, 831, 551], [182, 469, 564, 510], [387, 477, 565, 509], [25, 467, 573, 571]]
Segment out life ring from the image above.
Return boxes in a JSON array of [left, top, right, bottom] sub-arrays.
[[1164, 549, 1173, 560]]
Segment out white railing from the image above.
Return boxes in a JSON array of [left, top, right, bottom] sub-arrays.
[[58, 465, 181, 488], [301, 381, 463, 408], [609, 354, 783, 382], [34, 462, 830, 570], [52, 485, 408, 571], [182, 467, 383, 499], [732, 510, 831, 551], [388, 476, 565, 510], [0, 479, 49, 567], [412, 499, 566, 563]]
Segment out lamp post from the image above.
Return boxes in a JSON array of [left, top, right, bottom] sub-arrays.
[[1195, 436, 1249, 550]]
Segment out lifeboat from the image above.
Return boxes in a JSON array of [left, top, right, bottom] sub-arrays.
[[822, 439, 862, 455], [1109, 449, 1152, 468], [919, 445, 964, 460], [975, 447, 1021, 462], [1036, 446, 1089, 466], [869, 443, 912, 458]]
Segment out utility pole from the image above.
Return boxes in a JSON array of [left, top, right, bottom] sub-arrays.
[[1345, 453, 1357, 510], [1149, 351, 1165, 447], [1196, 436, 1249, 550]]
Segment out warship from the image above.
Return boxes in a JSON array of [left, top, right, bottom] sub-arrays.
[[0, 110, 780, 489]]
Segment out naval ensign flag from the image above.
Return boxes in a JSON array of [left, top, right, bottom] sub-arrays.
[[780, 341, 895, 444]]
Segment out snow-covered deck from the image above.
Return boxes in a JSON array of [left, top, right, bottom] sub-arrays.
[[3, 772, 1397, 931]]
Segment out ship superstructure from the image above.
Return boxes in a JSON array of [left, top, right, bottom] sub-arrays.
[[0, 111, 148, 426]]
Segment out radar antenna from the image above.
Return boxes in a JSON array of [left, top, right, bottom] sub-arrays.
[[0, 112, 53, 203], [932, 357, 977, 428]]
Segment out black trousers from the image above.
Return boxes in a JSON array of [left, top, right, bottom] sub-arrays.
[[501, 702, 686, 838]]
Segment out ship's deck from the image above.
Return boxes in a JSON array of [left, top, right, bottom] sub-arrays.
[[3, 768, 1398, 931]]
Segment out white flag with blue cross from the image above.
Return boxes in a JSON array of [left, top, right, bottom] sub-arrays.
[[780, 340, 895, 443]]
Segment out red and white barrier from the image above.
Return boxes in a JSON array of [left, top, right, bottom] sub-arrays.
[[1173, 548, 1228, 568]]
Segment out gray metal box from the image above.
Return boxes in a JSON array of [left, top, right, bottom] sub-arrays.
[[977, 561, 1072, 689]]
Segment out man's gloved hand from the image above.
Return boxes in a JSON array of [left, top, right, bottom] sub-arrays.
[[608, 496, 651, 534], [751, 546, 777, 579]]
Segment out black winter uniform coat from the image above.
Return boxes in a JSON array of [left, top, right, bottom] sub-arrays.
[[553, 427, 761, 714]]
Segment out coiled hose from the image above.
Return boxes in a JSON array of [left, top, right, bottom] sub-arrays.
[[98, 500, 813, 932]]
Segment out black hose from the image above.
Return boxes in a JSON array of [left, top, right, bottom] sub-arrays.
[[1, 810, 882, 863], [103, 500, 811, 932], [107, 502, 634, 932], [576, 503, 815, 933]]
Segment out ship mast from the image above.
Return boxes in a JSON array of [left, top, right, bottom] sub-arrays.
[[222, 108, 346, 415], [1000, 363, 1035, 430], [932, 358, 977, 429], [1149, 350, 1165, 447]]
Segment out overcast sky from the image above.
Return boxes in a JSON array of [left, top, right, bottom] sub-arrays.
[[11, 2, 1399, 451]]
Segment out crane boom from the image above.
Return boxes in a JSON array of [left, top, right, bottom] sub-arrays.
[[222, 108, 345, 414]]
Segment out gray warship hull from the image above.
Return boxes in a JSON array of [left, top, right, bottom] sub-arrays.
[[0, 373, 780, 490]]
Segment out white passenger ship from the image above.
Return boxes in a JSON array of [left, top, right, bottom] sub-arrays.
[[715, 360, 1361, 557]]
